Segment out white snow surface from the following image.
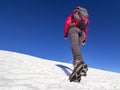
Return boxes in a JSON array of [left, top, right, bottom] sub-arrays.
[[0, 50, 120, 90]]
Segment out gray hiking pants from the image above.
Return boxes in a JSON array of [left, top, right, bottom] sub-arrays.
[[69, 27, 85, 65]]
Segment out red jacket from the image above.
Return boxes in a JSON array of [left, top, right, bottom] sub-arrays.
[[64, 15, 72, 38], [64, 13, 89, 43]]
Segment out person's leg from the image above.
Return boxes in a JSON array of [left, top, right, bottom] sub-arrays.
[[77, 30, 85, 64], [69, 27, 84, 67]]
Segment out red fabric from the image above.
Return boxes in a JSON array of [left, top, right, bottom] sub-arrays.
[[64, 15, 72, 37], [76, 17, 89, 42], [64, 13, 89, 43]]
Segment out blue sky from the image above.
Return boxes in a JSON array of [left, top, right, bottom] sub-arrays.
[[0, 0, 120, 73]]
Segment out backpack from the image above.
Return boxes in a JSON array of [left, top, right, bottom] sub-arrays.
[[71, 6, 89, 29], [73, 6, 89, 18]]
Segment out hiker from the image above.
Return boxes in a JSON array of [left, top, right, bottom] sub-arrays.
[[64, 6, 89, 72]]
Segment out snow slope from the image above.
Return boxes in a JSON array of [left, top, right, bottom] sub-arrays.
[[0, 50, 120, 90]]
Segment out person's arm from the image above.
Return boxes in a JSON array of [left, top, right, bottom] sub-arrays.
[[64, 15, 72, 39]]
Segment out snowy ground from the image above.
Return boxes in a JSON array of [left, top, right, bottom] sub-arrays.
[[0, 50, 120, 90]]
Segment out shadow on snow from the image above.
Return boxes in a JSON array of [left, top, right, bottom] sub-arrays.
[[56, 64, 72, 76]]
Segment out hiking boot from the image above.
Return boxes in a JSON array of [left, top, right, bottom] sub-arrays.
[[69, 61, 88, 82], [74, 62, 88, 76], [79, 63, 88, 76]]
